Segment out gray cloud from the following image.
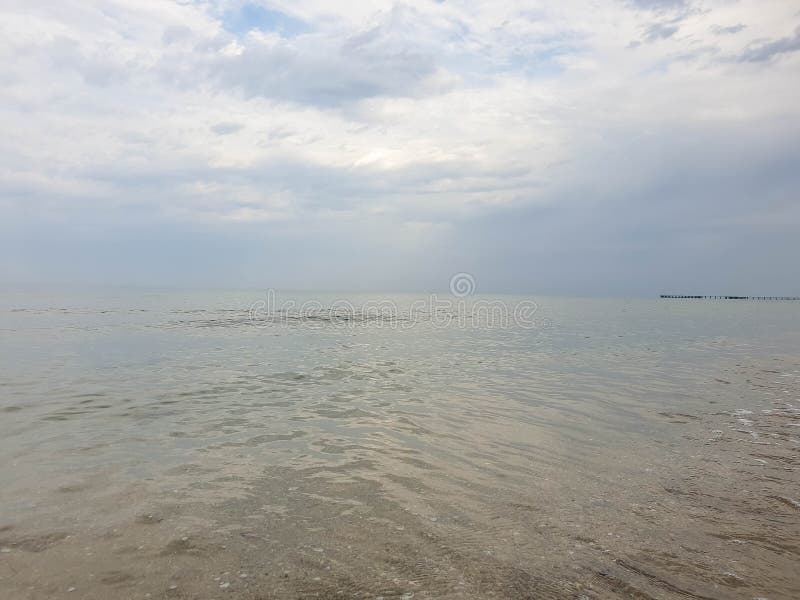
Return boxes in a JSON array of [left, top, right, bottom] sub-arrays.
[[162, 25, 193, 45], [4, 115, 798, 295], [48, 36, 133, 87], [443, 122, 800, 296], [628, 0, 688, 12], [211, 122, 244, 135], [212, 37, 440, 107], [643, 22, 680, 42], [711, 24, 746, 36], [208, 6, 456, 107], [736, 27, 800, 62], [632, 0, 692, 46]]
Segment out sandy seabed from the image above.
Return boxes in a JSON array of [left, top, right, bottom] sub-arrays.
[[1, 359, 799, 600]]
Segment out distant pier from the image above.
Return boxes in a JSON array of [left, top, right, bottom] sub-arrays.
[[660, 295, 800, 301]]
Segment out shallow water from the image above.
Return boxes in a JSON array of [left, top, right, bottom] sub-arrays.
[[0, 287, 798, 599]]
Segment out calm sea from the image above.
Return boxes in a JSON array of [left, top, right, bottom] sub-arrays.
[[1, 286, 798, 599]]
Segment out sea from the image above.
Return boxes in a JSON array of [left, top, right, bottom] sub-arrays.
[[1, 286, 798, 599]]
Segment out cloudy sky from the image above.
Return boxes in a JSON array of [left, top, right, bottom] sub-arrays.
[[1, 0, 799, 295]]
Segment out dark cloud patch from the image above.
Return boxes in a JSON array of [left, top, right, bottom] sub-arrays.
[[736, 26, 800, 62], [628, 0, 688, 12], [211, 122, 244, 135], [643, 22, 680, 42], [634, 0, 691, 46], [711, 24, 745, 36]]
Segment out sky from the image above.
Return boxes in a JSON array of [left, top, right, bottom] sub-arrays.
[[1, 0, 799, 296]]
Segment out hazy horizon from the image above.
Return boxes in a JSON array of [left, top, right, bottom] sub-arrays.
[[3, 280, 800, 301], [2, 0, 799, 296]]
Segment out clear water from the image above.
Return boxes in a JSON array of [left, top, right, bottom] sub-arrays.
[[1, 286, 798, 599]]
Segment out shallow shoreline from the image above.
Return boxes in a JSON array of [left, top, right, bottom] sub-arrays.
[[1, 357, 798, 599]]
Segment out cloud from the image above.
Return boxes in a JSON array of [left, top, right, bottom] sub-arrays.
[[630, 0, 693, 46], [210, 33, 442, 107], [211, 122, 245, 135], [736, 26, 800, 62], [222, 3, 309, 37], [711, 24, 745, 36], [206, 5, 459, 107], [643, 22, 680, 42], [628, 0, 688, 12], [0, 0, 799, 294], [162, 25, 194, 45]]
